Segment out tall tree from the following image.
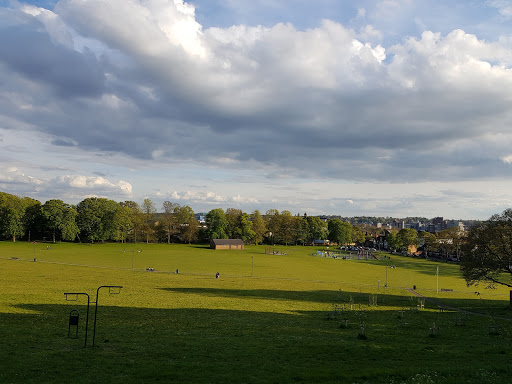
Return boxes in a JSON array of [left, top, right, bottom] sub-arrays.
[[0, 193, 27, 242], [76, 197, 119, 243], [418, 231, 438, 258], [42, 199, 78, 242], [328, 219, 352, 245], [238, 212, 256, 243], [438, 227, 465, 261], [293, 216, 310, 245], [141, 198, 156, 244], [161, 201, 179, 244], [265, 209, 281, 245], [23, 199, 43, 242], [205, 208, 228, 240], [351, 225, 366, 245], [120, 201, 142, 242], [461, 209, 512, 289], [397, 228, 418, 253], [174, 205, 197, 242], [306, 216, 328, 243], [250, 210, 267, 245], [225, 208, 243, 239], [279, 210, 295, 245], [113, 205, 134, 243]]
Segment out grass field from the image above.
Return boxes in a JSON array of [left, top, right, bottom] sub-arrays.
[[1, 241, 512, 383]]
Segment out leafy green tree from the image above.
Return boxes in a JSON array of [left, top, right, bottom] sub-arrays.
[[76, 197, 119, 243], [205, 208, 228, 240], [265, 209, 281, 245], [386, 231, 400, 251], [60, 207, 79, 241], [438, 227, 465, 261], [238, 212, 256, 243], [225, 208, 243, 239], [175, 205, 198, 243], [461, 209, 512, 289], [0, 193, 27, 242], [250, 210, 266, 245], [23, 199, 43, 242], [419, 231, 438, 258], [397, 228, 418, 253], [120, 201, 142, 242], [293, 216, 310, 245], [306, 216, 328, 243], [161, 201, 179, 244], [114, 205, 134, 243], [328, 219, 352, 245], [279, 210, 295, 245], [351, 225, 366, 245], [42, 199, 78, 242], [142, 198, 156, 244]]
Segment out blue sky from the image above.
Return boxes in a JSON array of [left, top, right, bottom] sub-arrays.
[[1, 0, 512, 219]]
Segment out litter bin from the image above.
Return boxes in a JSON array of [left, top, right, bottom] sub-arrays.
[[413, 285, 416, 290]]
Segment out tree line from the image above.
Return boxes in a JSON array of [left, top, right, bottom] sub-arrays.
[[0, 192, 368, 245], [0, 192, 198, 244]]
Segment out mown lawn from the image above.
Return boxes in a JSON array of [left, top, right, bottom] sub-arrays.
[[0, 242, 511, 383]]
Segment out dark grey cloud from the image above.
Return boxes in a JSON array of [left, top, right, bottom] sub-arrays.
[[0, 13, 106, 98]]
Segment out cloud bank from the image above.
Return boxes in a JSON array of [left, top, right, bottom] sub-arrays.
[[1, 0, 512, 218]]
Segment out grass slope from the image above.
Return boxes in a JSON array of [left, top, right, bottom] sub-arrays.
[[0, 242, 511, 383]]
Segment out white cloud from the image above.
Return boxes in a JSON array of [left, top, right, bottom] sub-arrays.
[[487, 0, 512, 17], [0, 167, 44, 186], [2, 0, 512, 218]]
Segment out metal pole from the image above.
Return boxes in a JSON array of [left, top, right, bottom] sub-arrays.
[[92, 286, 101, 347], [92, 285, 122, 347], [84, 294, 90, 347], [437, 265, 439, 293], [386, 263, 388, 288], [251, 256, 253, 277]]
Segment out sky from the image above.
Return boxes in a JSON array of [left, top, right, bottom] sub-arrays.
[[1, 0, 512, 220]]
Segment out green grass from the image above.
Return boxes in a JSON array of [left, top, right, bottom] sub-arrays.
[[1, 241, 511, 383]]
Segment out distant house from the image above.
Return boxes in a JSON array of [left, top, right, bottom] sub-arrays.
[[210, 239, 244, 250], [313, 239, 330, 246]]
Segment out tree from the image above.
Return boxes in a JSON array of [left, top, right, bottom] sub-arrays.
[[461, 209, 512, 289], [205, 208, 228, 240], [0, 193, 27, 242], [238, 213, 255, 243], [225, 208, 243, 239], [351, 225, 365, 245], [141, 198, 156, 244], [161, 201, 179, 244], [306, 216, 328, 244], [328, 219, 352, 245], [265, 209, 281, 245], [397, 228, 418, 253], [113, 205, 134, 243], [439, 227, 465, 261], [76, 197, 119, 243], [418, 231, 438, 258], [386, 231, 400, 251], [42, 199, 78, 242], [23, 199, 43, 242], [279, 210, 295, 245], [175, 205, 197, 243], [293, 216, 310, 245], [250, 210, 266, 245], [120, 201, 142, 242]]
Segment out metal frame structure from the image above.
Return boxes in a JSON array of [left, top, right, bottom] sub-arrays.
[[65, 285, 122, 347]]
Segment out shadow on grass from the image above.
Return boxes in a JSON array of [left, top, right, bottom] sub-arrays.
[[158, 287, 512, 316], [2, 297, 512, 384]]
